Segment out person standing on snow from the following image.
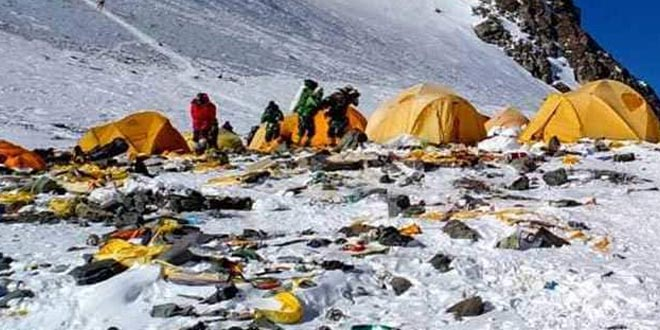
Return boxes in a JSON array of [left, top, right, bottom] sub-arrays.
[[260, 101, 284, 142], [190, 93, 218, 153], [324, 85, 361, 144], [96, 0, 106, 10], [291, 80, 323, 146]]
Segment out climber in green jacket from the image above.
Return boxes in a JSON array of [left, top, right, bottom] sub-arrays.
[[292, 79, 323, 145], [261, 101, 284, 142]]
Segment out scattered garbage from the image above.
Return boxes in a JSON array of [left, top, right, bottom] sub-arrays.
[[0, 253, 13, 271], [151, 303, 197, 318], [0, 289, 35, 308], [69, 259, 128, 285], [387, 195, 411, 217], [351, 325, 399, 330], [377, 226, 414, 247], [453, 177, 491, 194], [1, 122, 655, 328], [548, 199, 582, 208], [544, 280, 559, 290], [325, 308, 345, 321], [496, 228, 569, 251], [613, 153, 635, 162]]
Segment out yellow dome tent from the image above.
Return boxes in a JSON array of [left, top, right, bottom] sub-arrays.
[[520, 80, 660, 143], [366, 83, 488, 145], [283, 105, 367, 148], [78, 111, 190, 156], [247, 123, 284, 153], [485, 107, 530, 132]]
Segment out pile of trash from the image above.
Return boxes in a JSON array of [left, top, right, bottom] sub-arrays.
[[1, 129, 658, 329]]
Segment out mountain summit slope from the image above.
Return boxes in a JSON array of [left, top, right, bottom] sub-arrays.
[[0, 0, 553, 147]]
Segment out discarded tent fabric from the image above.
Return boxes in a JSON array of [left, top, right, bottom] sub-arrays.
[[216, 128, 246, 153], [78, 111, 190, 157], [254, 291, 304, 324], [0, 140, 46, 171], [94, 239, 170, 267], [247, 123, 285, 153], [366, 83, 488, 145], [520, 80, 660, 143]]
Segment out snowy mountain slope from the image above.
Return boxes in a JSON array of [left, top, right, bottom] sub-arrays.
[[0, 0, 551, 148]]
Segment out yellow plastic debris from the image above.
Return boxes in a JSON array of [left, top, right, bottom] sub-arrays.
[[47, 197, 78, 218], [562, 155, 581, 166], [398, 223, 422, 236], [78, 164, 129, 181], [418, 211, 447, 221], [94, 239, 170, 267], [0, 190, 34, 205], [593, 237, 611, 253], [193, 160, 225, 174], [568, 230, 588, 241], [255, 291, 304, 325], [608, 141, 626, 149]]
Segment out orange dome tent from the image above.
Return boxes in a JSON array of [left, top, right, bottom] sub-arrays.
[[281, 105, 367, 148], [520, 80, 660, 143], [366, 83, 488, 145], [78, 111, 190, 157], [485, 107, 530, 132], [0, 140, 46, 171]]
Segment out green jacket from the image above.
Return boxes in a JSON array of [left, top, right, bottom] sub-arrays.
[[293, 87, 323, 118]]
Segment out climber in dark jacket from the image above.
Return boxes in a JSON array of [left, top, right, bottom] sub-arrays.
[[260, 101, 284, 142], [323, 85, 361, 143]]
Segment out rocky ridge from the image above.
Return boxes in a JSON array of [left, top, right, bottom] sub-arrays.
[[472, 0, 660, 115]]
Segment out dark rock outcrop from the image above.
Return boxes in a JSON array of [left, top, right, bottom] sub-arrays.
[[473, 0, 660, 116]]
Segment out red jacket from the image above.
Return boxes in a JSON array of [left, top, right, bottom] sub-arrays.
[[190, 100, 217, 131]]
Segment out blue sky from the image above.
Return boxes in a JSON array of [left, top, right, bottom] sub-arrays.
[[576, 1, 660, 89]]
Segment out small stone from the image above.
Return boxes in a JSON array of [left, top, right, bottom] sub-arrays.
[[446, 296, 486, 319], [508, 175, 530, 190], [443, 220, 481, 241], [429, 253, 453, 273], [379, 174, 395, 184], [543, 168, 568, 186], [390, 276, 413, 296]]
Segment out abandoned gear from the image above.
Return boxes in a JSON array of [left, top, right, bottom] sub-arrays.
[[293, 80, 323, 143], [190, 93, 219, 151], [85, 138, 129, 162], [261, 101, 284, 142]]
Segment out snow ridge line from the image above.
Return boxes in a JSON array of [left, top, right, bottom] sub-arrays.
[[79, 0, 200, 88], [79, 0, 253, 110]]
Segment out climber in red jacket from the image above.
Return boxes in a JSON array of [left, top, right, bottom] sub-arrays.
[[190, 93, 218, 152]]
